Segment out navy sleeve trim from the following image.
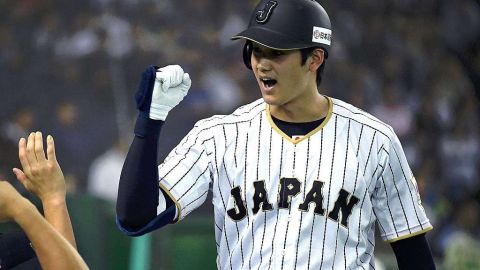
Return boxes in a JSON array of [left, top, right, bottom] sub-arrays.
[[116, 205, 176, 236]]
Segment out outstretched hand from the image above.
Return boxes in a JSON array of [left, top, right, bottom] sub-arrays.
[[13, 132, 66, 204]]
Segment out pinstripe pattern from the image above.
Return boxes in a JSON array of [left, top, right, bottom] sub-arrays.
[[332, 119, 351, 270], [307, 128, 323, 270], [268, 138, 283, 270], [156, 98, 431, 269], [280, 143, 296, 270], [319, 115, 337, 269], [293, 137, 309, 268]]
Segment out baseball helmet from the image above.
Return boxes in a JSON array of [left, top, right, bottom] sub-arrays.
[[232, 0, 332, 69]]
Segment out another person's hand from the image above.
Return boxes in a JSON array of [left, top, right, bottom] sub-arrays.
[[13, 132, 66, 204], [13, 132, 76, 248], [0, 181, 30, 222]]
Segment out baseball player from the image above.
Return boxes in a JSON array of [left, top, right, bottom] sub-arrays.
[[117, 0, 435, 269]]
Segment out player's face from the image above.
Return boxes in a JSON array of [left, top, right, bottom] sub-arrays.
[[250, 43, 316, 107]]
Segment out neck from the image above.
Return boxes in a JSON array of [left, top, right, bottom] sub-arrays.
[[270, 92, 329, 123]]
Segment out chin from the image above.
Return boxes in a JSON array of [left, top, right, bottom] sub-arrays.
[[261, 95, 277, 105]]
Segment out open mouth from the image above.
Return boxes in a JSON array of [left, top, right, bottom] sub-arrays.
[[261, 78, 277, 88]]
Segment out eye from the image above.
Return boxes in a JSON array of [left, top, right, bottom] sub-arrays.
[[272, 50, 284, 56]]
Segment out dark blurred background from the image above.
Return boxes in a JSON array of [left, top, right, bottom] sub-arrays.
[[0, 0, 479, 269]]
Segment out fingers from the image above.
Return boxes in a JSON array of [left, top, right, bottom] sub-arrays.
[[157, 65, 185, 92], [152, 79, 163, 99], [18, 137, 31, 173], [181, 73, 192, 92], [46, 135, 57, 162], [25, 132, 37, 168], [34, 132, 47, 162], [12, 168, 28, 186], [172, 65, 184, 86], [14, 132, 63, 201], [19, 132, 51, 175], [158, 72, 170, 92]]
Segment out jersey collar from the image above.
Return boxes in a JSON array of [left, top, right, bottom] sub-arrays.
[[265, 96, 333, 144]]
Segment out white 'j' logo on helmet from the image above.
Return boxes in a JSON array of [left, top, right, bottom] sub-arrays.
[[256, 0, 278, 24]]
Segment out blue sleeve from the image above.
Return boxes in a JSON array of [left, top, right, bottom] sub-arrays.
[[116, 115, 175, 236], [0, 231, 37, 269], [116, 199, 176, 236], [391, 233, 436, 269]]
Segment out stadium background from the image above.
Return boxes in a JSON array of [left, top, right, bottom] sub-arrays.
[[0, 0, 479, 269]]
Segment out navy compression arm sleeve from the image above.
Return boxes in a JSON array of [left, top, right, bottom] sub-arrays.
[[391, 233, 436, 270], [116, 115, 175, 234]]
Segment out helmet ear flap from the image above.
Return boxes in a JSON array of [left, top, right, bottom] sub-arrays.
[[243, 41, 253, 70]]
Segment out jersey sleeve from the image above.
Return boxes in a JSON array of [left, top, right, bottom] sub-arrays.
[[158, 124, 213, 221], [372, 132, 432, 242]]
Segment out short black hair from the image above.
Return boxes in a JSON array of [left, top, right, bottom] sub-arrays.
[[300, 47, 326, 86]]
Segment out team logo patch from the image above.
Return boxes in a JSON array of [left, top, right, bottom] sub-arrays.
[[292, 135, 304, 141], [410, 176, 424, 208], [256, 0, 278, 24], [312, 26, 332, 46]]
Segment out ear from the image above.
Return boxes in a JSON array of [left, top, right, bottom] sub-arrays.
[[309, 48, 325, 72]]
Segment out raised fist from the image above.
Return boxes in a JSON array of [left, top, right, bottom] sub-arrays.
[[135, 65, 191, 121]]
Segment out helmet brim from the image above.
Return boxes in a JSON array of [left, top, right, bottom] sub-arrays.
[[231, 27, 312, 51]]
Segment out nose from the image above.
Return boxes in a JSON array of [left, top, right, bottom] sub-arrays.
[[256, 58, 272, 72]]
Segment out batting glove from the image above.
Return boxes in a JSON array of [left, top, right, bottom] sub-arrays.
[[151, 65, 191, 120], [135, 65, 191, 121]]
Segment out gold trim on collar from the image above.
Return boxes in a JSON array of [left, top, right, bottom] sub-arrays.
[[266, 96, 333, 144]]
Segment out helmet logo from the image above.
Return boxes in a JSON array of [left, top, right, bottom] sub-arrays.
[[256, 0, 278, 24], [312, 26, 332, 46]]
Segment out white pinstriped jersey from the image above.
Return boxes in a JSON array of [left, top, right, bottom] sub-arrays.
[[158, 97, 432, 270]]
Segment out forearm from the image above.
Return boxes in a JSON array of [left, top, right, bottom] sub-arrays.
[[13, 199, 88, 270], [117, 65, 189, 232], [391, 233, 436, 270], [42, 197, 77, 248], [116, 116, 163, 229]]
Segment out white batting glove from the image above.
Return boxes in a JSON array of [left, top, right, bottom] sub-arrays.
[[149, 65, 191, 120]]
